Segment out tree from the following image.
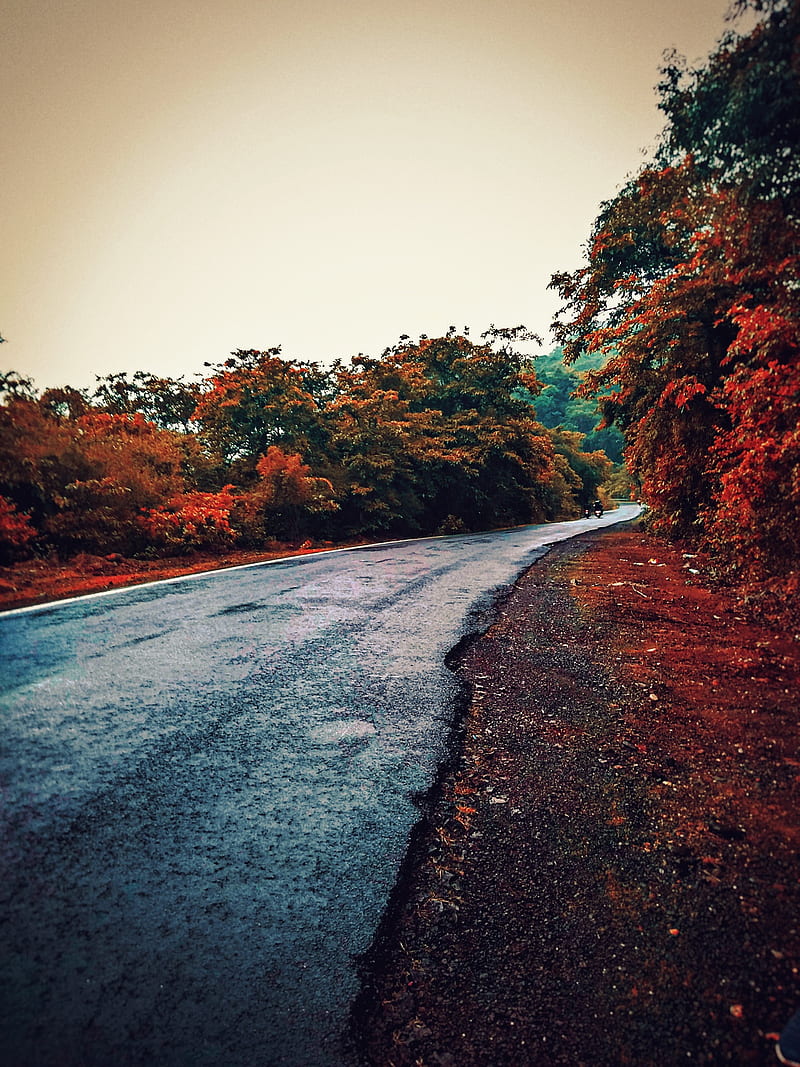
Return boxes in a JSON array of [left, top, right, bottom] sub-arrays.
[[138, 487, 238, 555], [0, 495, 37, 563], [656, 0, 800, 201], [553, 162, 743, 535], [42, 412, 188, 554], [327, 370, 443, 535], [192, 349, 333, 469], [233, 446, 337, 542], [698, 201, 800, 582], [548, 429, 613, 512], [531, 348, 625, 463], [39, 386, 91, 420], [550, 0, 799, 603], [0, 392, 90, 533], [327, 332, 571, 535], [0, 370, 37, 401], [92, 371, 199, 432]]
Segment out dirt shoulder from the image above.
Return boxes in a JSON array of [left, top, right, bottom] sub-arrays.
[[0, 540, 367, 612], [352, 524, 800, 1066]]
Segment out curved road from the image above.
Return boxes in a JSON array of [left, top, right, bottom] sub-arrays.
[[0, 507, 638, 1066]]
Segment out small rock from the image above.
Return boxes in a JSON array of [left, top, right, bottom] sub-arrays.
[[708, 819, 747, 841]]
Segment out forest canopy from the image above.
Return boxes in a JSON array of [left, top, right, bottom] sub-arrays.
[[0, 331, 615, 564]]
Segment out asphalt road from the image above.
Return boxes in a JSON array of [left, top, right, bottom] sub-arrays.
[[0, 507, 638, 1066]]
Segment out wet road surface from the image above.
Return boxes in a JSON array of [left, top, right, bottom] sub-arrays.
[[0, 507, 638, 1066]]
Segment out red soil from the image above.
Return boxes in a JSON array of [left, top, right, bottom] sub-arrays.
[[0, 541, 358, 612], [353, 526, 800, 1066]]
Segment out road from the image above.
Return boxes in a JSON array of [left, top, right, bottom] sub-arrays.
[[0, 506, 638, 1066]]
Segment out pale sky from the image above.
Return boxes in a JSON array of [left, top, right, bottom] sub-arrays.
[[3, 0, 738, 392]]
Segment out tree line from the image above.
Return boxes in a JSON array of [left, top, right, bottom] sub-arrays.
[[0, 329, 614, 563], [550, 0, 799, 622], [4, 0, 794, 623]]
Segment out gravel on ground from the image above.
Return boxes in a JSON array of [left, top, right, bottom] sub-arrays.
[[351, 525, 800, 1067]]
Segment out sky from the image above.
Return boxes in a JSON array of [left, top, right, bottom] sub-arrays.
[[2, 0, 740, 392]]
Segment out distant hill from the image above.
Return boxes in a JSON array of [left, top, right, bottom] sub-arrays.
[[530, 347, 624, 464]]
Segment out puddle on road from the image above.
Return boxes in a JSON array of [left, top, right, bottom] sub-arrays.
[[309, 719, 377, 745]]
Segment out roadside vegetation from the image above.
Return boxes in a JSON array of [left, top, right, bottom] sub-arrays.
[[551, 0, 799, 626], [0, 329, 613, 569]]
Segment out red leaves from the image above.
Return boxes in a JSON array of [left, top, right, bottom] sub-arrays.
[[659, 377, 708, 409], [139, 487, 237, 552], [552, 127, 800, 613], [0, 495, 36, 561]]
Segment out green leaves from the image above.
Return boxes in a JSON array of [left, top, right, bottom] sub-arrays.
[[192, 350, 334, 466], [656, 0, 800, 200]]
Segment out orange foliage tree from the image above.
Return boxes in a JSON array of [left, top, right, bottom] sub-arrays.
[[0, 496, 37, 562], [138, 487, 238, 555], [327, 330, 572, 535], [1, 322, 619, 560], [233, 446, 337, 543], [42, 412, 188, 554], [0, 391, 93, 540], [192, 348, 333, 470], [550, 0, 799, 613], [0, 386, 195, 557]]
